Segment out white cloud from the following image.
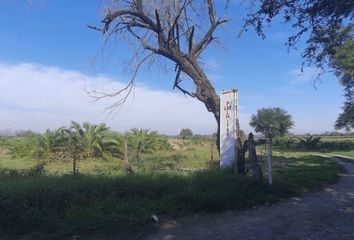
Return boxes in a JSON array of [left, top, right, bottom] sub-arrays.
[[5, 62, 338, 136], [0, 62, 221, 135]]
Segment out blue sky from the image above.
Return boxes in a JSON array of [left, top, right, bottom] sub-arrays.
[[0, 0, 345, 135]]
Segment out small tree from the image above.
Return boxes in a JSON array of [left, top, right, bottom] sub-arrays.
[[127, 128, 169, 161], [250, 107, 294, 184], [300, 135, 321, 150], [69, 121, 118, 159], [179, 128, 193, 140], [250, 108, 294, 142], [37, 129, 63, 159], [333, 38, 354, 131]]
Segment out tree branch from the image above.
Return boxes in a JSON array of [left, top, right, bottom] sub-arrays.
[[173, 66, 195, 98], [87, 53, 154, 113], [103, 9, 158, 33], [191, 19, 227, 57], [206, 0, 216, 24]]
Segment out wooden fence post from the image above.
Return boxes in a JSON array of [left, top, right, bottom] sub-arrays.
[[267, 139, 273, 185], [247, 133, 262, 180]]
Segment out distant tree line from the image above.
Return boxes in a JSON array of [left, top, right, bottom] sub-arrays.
[[273, 135, 354, 151]]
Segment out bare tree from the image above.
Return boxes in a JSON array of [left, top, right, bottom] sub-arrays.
[[89, 0, 228, 150]]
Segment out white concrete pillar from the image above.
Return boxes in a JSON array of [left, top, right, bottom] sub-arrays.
[[220, 89, 238, 169]]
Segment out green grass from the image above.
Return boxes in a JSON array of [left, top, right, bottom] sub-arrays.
[[320, 151, 354, 164], [0, 155, 36, 170], [142, 139, 216, 170], [272, 152, 345, 191], [326, 150, 354, 158], [0, 149, 345, 238], [0, 139, 216, 175]]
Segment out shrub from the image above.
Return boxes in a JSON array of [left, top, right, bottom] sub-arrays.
[[299, 136, 321, 149], [273, 136, 296, 149]]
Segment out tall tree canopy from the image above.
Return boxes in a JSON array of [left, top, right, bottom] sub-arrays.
[[334, 39, 354, 131], [243, 0, 354, 72], [90, 0, 228, 149], [244, 0, 353, 130]]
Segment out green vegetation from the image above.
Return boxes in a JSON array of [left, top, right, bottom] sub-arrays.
[[0, 154, 344, 237], [0, 126, 216, 175], [332, 32, 354, 131], [272, 151, 345, 191], [328, 151, 354, 159], [273, 135, 354, 152], [299, 136, 322, 150], [0, 128, 349, 238], [179, 128, 193, 139], [250, 107, 294, 141], [127, 128, 170, 162], [65, 121, 119, 159]]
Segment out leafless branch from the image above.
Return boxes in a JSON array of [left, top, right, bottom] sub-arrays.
[[103, 9, 158, 33], [92, 0, 225, 125], [206, 0, 216, 24], [88, 53, 154, 113], [192, 18, 228, 57], [87, 25, 104, 32]]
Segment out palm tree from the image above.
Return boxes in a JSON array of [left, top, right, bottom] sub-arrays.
[[69, 121, 118, 159], [127, 128, 169, 161], [37, 128, 67, 158], [37, 130, 56, 158], [128, 128, 151, 161], [299, 135, 321, 149]]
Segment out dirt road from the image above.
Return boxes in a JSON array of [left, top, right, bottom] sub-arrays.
[[147, 156, 354, 240]]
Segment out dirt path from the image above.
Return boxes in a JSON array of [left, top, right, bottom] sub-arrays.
[[146, 156, 354, 240]]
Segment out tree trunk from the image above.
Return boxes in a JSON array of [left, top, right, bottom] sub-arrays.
[[179, 60, 220, 153], [210, 143, 214, 161], [216, 121, 220, 153], [99, 3, 226, 157], [124, 137, 134, 175], [72, 154, 77, 176], [124, 137, 129, 166]]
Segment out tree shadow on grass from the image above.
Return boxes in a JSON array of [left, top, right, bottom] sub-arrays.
[[0, 153, 344, 239]]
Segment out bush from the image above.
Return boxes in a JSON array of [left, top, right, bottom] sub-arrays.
[[273, 136, 296, 149], [7, 135, 41, 159], [0, 163, 46, 178]]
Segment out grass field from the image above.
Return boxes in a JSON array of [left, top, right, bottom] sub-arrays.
[[0, 137, 346, 238], [0, 138, 217, 175]]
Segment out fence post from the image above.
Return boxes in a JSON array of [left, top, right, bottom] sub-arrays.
[[267, 139, 273, 185]]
